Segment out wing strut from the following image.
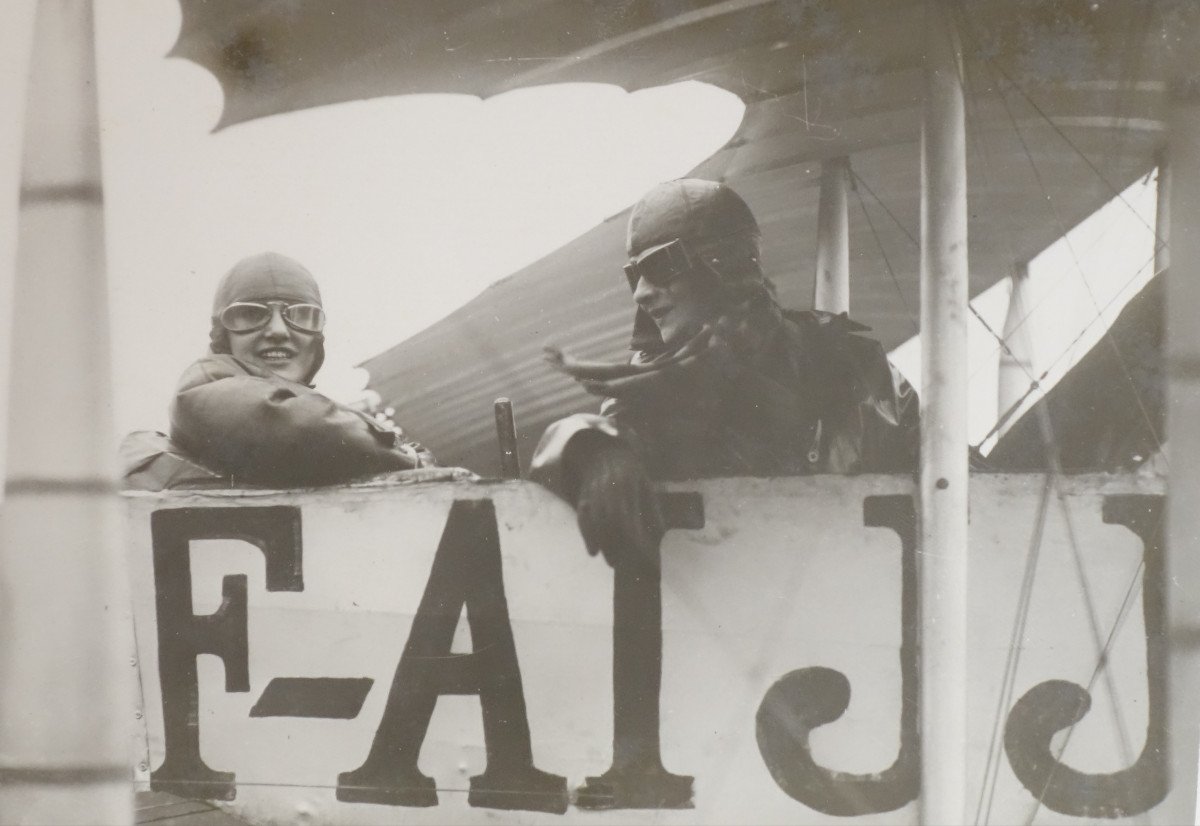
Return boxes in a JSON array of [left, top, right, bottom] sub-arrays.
[[814, 156, 851, 315], [0, 1, 131, 821], [1163, 40, 1200, 824], [918, 2, 970, 822]]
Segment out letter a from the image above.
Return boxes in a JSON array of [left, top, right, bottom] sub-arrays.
[[338, 499, 567, 812]]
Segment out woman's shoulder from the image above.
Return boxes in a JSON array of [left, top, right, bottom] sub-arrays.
[[175, 353, 269, 392]]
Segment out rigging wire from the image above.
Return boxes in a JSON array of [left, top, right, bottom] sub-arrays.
[[967, 303, 1034, 435], [913, 19, 1139, 820], [937, 18, 1082, 822], [974, 473, 1053, 825], [853, 153, 1145, 386], [847, 142, 1158, 461], [848, 167, 920, 335], [1024, 551, 1150, 826], [949, 9, 1048, 427], [815, 14, 1160, 820], [847, 7, 1163, 821], [955, 0, 1143, 790], [849, 170, 917, 247], [942, 9, 1159, 821], [845, 114, 1159, 460], [951, 5, 1163, 463], [962, 46, 1167, 466], [980, 46, 1164, 249], [952, 2, 1154, 387], [1022, 472, 1143, 826], [971, 254, 1160, 453], [1092, 0, 1157, 227], [978, 58, 1164, 460], [964, 200, 1152, 389]]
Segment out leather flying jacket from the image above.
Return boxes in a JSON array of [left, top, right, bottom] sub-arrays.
[[531, 305, 919, 497], [123, 354, 433, 490]]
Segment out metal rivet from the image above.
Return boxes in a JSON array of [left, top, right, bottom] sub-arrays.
[[936, 478, 949, 489]]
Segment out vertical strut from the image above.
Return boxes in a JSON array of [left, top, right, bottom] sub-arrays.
[[0, 2, 130, 821], [998, 262, 1035, 422], [1162, 42, 1200, 826], [918, 2, 970, 822], [814, 156, 850, 315]]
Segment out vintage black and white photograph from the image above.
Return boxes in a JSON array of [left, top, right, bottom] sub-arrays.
[[0, 1, 1196, 824]]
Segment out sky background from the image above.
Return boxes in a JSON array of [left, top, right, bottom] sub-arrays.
[[0, 2, 1158, 450]]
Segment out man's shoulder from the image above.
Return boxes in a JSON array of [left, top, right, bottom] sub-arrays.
[[782, 310, 887, 358], [781, 309, 874, 337], [778, 310, 902, 403]]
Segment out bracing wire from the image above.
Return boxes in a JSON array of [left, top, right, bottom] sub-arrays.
[[1022, 472, 1143, 826], [900, 17, 1141, 821], [1024, 548, 1150, 826], [849, 170, 917, 247], [939, 18, 1081, 823], [967, 301, 1038, 441], [848, 167, 920, 335], [949, 7, 1048, 445], [964, 199, 1153, 388], [952, 6, 1164, 464], [1090, 0, 1157, 231], [844, 6, 1165, 821], [981, 50, 1163, 249], [974, 474, 1053, 825], [846, 98, 1159, 460], [971, 254, 1160, 453], [956, 7, 1145, 804], [977, 58, 1165, 460], [844, 130, 1158, 463], [941, 8, 1160, 821]]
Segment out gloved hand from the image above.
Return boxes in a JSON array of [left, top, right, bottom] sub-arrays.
[[567, 439, 664, 569]]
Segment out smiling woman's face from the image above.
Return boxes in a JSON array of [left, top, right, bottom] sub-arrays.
[[227, 301, 320, 383]]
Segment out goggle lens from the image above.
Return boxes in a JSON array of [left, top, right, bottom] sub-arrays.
[[623, 239, 693, 291], [220, 301, 325, 333], [281, 303, 325, 332]]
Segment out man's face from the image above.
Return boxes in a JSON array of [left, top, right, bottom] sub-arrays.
[[227, 301, 320, 383], [631, 264, 715, 348]]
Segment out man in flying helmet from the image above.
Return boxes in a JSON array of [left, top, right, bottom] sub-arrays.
[[532, 178, 919, 565]]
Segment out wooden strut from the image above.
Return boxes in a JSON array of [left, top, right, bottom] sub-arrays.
[[0, 1, 131, 822], [997, 262, 1034, 422], [918, 1, 971, 823], [1163, 54, 1200, 824], [814, 156, 851, 315]]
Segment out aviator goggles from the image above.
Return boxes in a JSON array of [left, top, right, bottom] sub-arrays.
[[623, 238, 697, 292], [219, 300, 326, 334]]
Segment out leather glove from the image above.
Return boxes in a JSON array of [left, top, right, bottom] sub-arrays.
[[567, 438, 664, 569]]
